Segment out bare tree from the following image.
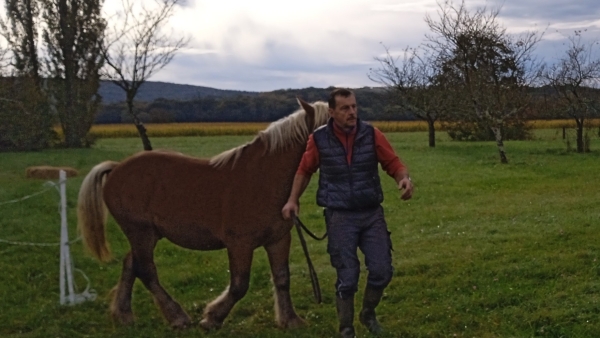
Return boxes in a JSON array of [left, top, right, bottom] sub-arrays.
[[425, 0, 542, 163], [369, 44, 450, 147], [543, 31, 600, 153], [0, 40, 10, 70], [1, 0, 42, 83], [101, 0, 188, 151]]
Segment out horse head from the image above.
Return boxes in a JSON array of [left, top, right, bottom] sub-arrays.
[[297, 97, 329, 135]]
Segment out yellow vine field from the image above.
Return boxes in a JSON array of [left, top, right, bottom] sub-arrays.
[[54, 119, 600, 138]]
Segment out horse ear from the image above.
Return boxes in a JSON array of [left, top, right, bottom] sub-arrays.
[[297, 97, 315, 118]]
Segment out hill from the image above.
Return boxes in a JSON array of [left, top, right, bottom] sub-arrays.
[[99, 81, 259, 103], [96, 85, 393, 124]]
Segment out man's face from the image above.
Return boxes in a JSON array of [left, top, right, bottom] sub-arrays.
[[329, 94, 358, 130]]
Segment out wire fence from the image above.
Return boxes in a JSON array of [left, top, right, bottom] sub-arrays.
[[0, 178, 80, 246], [0, 172, 96, 305]]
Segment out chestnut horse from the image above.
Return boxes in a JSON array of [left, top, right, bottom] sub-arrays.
[[77, 99, 329, 330]]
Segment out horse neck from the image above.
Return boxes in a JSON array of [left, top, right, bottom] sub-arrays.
[[235, 137, 307, 185]]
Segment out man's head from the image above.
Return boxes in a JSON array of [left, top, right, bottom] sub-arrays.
[[328, 88, 358, 130]]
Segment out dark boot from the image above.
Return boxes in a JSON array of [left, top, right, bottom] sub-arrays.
[[335, 296, 355, 338], [359, 286, 384, 334]]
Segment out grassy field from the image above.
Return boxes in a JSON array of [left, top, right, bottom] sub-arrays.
[[0, 129, 599, 337]]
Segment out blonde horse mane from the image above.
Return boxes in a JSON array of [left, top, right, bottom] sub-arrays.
[[209, 101, 329, 168]]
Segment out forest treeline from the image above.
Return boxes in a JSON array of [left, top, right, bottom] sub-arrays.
[[96, 86, 398, 124], [95, 85, 574, 124]]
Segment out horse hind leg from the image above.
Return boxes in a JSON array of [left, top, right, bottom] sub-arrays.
[[265, 232, 304, 329], [110, 251, 135, 325], [127, 223, 191, 329], [200, 246, 253, 330]]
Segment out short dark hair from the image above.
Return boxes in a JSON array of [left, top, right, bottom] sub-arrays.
[[328, 88, 354, 109]]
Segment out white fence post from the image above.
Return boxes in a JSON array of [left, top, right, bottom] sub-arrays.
[[59, 170, 65, 304], [59, 170, 96, 305], [59, 170, 75, 305]]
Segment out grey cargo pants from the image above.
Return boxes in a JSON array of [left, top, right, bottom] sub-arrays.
[[324, 205, 393, 299]]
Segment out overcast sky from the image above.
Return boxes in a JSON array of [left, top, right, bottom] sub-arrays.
[[105, 0, 600, 92]]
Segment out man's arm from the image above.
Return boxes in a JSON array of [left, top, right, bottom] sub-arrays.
[[393, 169, 413, 201], [282, 134, 319, 219], [281, 174, 312, 219], [374, 128, 413, 200]]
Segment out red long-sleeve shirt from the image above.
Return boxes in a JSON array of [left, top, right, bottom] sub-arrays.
[[297, 122, 406, 178]]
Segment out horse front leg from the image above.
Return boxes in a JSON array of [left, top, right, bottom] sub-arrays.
[[265, 232, 305, 329], [200, 246, 253, 330]]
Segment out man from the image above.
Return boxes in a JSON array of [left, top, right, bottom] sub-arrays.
[[282, 88, 413, 337]]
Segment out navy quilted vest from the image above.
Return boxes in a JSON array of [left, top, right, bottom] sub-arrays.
[[313, 119, 383, 210]]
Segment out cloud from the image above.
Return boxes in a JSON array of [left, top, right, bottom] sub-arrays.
[[178, 0, 196, 8], [158, 0, 433, 90], [0, 0, 593, 91], [145, 0, 600, 90], [493, 0, 600, 22], [155, 37, 383, 91]]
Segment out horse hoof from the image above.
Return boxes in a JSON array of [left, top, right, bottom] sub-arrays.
[[199, 317, 222, 331], [170, 315, 192, 330], [283, 316, 306, 329], [111, 311, 135, 326]]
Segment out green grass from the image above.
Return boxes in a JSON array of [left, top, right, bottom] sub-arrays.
[[1, 129, 599, 337]]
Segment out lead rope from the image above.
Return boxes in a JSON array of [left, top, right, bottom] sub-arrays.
[[292, 214, 326, 304]]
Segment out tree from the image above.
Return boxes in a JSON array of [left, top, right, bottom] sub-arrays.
[[2, 0, 41, 83], [543, 31, 600, 153], [101, 0, 188, 151], [369, 45, 450, 147], [425, 0, 542, 163], [0, 0, 55, 150], [41, 0, 106, 148], [0, 77, 52, 150]]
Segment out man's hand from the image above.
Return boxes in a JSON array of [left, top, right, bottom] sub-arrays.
[[282, 174, 311, 220], [398, 177, 413, 200], [281, 200, 299, 220]]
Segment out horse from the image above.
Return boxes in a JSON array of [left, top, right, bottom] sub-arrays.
[[76, 98, 329, 330]]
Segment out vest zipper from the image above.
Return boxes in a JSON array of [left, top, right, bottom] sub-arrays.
[[345, 132, 355, 207]]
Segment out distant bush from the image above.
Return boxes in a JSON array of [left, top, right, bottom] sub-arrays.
[[445, 119, 533, 141], [0, 78, 54, 151]]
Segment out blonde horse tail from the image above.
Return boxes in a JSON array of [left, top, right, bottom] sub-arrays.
[[77, 161, 119, 262]]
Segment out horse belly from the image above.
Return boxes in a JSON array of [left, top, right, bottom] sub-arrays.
[[158, 223, 226, 251]]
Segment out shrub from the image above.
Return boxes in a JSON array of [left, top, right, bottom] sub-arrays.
[[0, 77, 54, 151], [445, 119, 532, 141]]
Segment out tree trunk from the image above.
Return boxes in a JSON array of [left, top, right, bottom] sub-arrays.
[[24, 0, 40, 87], [491, 126, 508, 164], [64, 78, 81, 147], [427, 119, 436, 147], [127, 98, 152, 151], [134, 116, 152, 151], [59, 0, 81, 148], [576, 118, 584, 153]]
